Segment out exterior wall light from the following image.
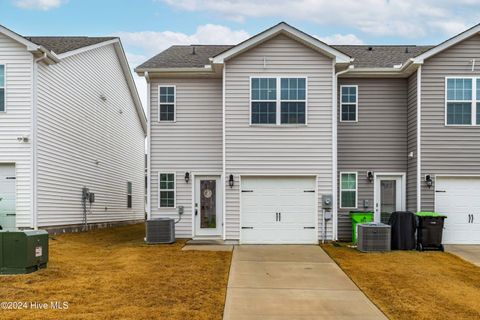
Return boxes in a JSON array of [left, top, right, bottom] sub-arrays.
[[229, 174, 234, 188], [425, 174, 433, 188], [184, 172, 190, 183], [367, 171, 374, 182]]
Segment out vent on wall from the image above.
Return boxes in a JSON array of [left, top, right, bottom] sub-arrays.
[[357, 223, 391, 252], [145, 218, 175, 244]]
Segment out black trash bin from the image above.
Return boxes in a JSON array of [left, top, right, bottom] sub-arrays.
[[388, 211, 416, 250], [415, 212, 447, 251]]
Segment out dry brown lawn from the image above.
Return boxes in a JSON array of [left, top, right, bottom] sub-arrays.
[[322, 243, 480, 320], [0, 224, 232, 320]]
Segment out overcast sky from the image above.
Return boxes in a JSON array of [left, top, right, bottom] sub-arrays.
[[2, 0, 480, 108]]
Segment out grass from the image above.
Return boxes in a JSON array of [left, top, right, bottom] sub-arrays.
[[321, 243, 480, 320], [0, 224, 232, 320]]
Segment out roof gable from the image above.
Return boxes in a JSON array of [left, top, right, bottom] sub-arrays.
[[211, 22, 352, 64], [413, 23, 480, 63]]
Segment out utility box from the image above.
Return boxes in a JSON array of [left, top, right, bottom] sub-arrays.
[[0, 230, 49, 274]]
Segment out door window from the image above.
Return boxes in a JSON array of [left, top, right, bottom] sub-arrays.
[[200, 180, 216, 229]]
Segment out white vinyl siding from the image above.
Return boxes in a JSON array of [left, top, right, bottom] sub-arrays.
[[158, 173, 175, 208], [340, 85, 357, 122], [0, 33, 33, 228], [225, 34, 334, 241], [0, 64, 5, 112], [36, 43, 145, 227], [340, 172, 357, 209], [158, 85, 175, 122]]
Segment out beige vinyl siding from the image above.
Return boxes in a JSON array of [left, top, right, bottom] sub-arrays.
[[407, 72, 417, 212], [337, 78, 407, 240], [0, 33, 33, 228], [421, 34, 480, 211], [36, 44, 145, 227], [225, 34, 334, 241], [149, 78, 222, 237]]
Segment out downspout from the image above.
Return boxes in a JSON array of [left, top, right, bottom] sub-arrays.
[[32, 52, 47, 230], [145, 71, 151, 220], [416, 65, 422, 212], [332, 64, 354, 241], [222, 64, 226, 240]]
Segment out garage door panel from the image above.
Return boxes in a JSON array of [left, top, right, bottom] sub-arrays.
[[436, 177, 480, 244], [241, 176, 317, 244]]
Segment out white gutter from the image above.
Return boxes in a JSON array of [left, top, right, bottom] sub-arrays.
[[332, 65, 354, 240], [32, 52, 48, 230], [145, 71, 151, 220]]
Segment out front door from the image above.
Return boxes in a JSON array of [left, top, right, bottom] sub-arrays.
[[374, 174, 405, 223], [194, 176, 222, 237], [0, 164, 16, 229]]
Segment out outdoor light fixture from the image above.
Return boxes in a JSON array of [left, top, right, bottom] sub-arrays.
[[425, 174, 433, 188], [367, 171, 374, 182], [184, 172, 190, 183], [229, 174, 234, 188]]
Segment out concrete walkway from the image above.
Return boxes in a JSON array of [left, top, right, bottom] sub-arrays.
[[445, 245, 480, 267], [223, 245, 386, 320]]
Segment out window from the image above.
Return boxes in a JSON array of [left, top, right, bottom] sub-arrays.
[[445, 78, 479, 125], [251, 78, 277, 124], [340, 85, 357, 122], [340, 172, 357, 209], [251, 77, 307, 125], [159, 86, 175, 122], [0, 65, 4, 112], [127, 182, 132, 208], [159, 173, 175, 208], [281, 78, 306, 124]]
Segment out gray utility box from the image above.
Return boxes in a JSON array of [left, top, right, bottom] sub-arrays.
[[145, 219, 175, 244], [357, 223, 391, 253], [0, 230, 49, 274]]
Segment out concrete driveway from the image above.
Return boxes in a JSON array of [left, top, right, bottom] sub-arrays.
[[445, 245, 480, 266], [223, 245, 386, 320]]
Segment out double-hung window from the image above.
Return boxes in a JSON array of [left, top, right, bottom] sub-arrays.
[[251, 77, 307, 125], [340, 172, 357, 209], [281, 78, 306, 124], [159, 86, 175, 122], [251, 78, 277, 124], [0, 65, 5, 112], [159, 173, 175, 208], [340, 85, 357, 122], [445, 77, 480, 125]]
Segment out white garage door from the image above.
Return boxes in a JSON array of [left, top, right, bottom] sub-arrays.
[[436, 177, 480, 244], [240, 176, 317, 244]]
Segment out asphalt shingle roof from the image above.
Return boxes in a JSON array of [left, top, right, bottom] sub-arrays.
[[25, 36, 117, 54], [136, 43, 435, 69]]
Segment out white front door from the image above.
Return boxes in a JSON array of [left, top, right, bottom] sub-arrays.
[[374, 174, 405, 223], [0, 164, 16, 229], [436, 177, 480, 244], [240, 176, 317, 244], [194, 175, 222, 237]]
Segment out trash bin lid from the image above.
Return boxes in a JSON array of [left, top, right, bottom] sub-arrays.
[[415, 211, 447, 218]]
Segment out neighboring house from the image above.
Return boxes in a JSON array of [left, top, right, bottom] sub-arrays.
[[0, 25, 147, 232], [136, 22, 480, 244]]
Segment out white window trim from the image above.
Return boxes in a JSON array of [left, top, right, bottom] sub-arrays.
[[158, 85, 176, 123], [249, 76, 308, 126], [340, 172, 358, 209], [158, 172, 176, 208], [0, 64, 5, 113], [444, 77, 478, 126], [339, 85, 358, 123]]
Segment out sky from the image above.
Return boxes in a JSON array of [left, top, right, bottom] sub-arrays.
[[1, 0, 480, 107]]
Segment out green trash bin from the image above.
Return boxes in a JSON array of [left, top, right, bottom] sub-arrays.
[[350, 211, 373, 243]]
